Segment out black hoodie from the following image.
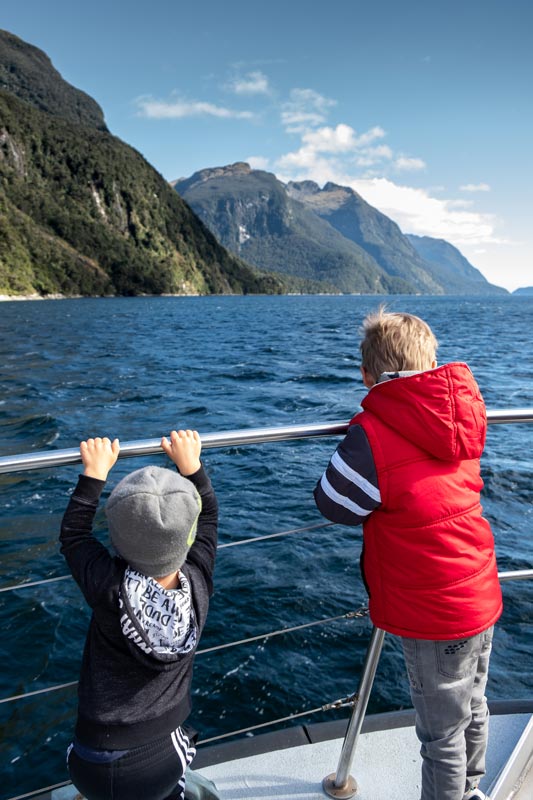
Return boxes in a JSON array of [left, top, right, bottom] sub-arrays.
[[60, 464, 218, 749]]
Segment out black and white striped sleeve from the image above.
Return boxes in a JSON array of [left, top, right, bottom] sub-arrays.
[[313, 424, 381, 526]]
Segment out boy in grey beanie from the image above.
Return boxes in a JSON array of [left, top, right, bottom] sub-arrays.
[[60, 429, 219, 800]]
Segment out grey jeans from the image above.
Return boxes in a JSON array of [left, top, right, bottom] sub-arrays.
[[401, 626, 494, 800]]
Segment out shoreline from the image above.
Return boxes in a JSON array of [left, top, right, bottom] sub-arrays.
[[0, 291, 333, 302], [0, 290, 522, 302], [0, 293, 77, 302], [0, 292, 204, 302]]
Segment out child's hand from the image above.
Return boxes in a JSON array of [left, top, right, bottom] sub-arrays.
[[80, 437, 120, 480], [161, 429, 201, 476]]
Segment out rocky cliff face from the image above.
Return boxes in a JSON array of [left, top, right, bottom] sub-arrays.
[[174, 165, 413, 294]]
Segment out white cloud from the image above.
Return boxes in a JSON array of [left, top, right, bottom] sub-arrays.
[[275, 143, 501, 248], [350, 178, 500, 246], [276, 123, 393, 176], [277, 123, 400, 189], [303, 124, 386, 153], [354, 126, 387, 147], [247, 155, 270, 170], [228, 71, 270, 95], [364, 144, 393, 160], [281, 88, 337, 132], [277, 149, 338, 176], [394, 156, 426, 171], [301, 124, 358, 153], [448, 199, 474, 209], [460, 183, 491, 192], [136, 95, 254, 120], [272, 110, 499, 248]]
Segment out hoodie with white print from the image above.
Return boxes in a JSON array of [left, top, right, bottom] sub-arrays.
[[119, 569, 198, 660], [60, 463, 218, 750]]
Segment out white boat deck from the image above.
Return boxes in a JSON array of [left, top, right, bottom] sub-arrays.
[[196, 713, 533, 800], [49, 710, 533, 800]]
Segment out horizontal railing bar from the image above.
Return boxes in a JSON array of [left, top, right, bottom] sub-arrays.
[[485, 408, 533, 424], [197, 608, 369, 656], [0, 421, 347, 474], [217, 520, 335, 549], [2, 568, 531, 707], [4, 563, 531, 598], [4, 535, 528, 598], [0, 522, 336, 593], [0, 409, 532, 475], [0, 609, 367, 706], [498, 569, 533, 582], [0, 680, 78, 705], [197, 702, 332, 745], [6, 780, 71, 800], [0, 574, 71, 594]]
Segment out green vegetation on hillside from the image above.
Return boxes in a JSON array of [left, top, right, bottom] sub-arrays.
[[0, 88, 290, 296], [0, 31, 298, 298]]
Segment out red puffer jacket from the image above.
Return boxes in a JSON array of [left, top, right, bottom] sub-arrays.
[[353, 362, 502, 640]]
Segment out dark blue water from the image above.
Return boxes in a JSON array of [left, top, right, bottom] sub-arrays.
[[1, 295, 532, 799]]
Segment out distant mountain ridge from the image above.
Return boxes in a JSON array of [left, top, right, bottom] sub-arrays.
[[0, 31, 289, 297], [175, 163, 507, 296], [286, 180, 442, 293], [405, 234, 499, 294]]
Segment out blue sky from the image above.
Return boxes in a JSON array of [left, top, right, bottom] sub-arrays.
[[2, 0, 532, 290]]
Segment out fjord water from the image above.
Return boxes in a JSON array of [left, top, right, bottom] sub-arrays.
[[1, 294, 532, 798]]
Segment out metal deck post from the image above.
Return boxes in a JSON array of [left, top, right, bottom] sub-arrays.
[[322, 626, 386, 798]]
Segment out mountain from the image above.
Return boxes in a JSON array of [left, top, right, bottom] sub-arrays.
[[286, 180, 445, 294], [512, 287, 533, 295], [175, 164, 505, 295], [0, 31, 287, 297], [406, 235, 507, 295], [173, 164, 413, 294]]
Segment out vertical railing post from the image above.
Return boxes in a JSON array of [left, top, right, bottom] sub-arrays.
[[322, 626, 386, 798]]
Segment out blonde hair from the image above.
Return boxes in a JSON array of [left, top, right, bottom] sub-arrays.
[[360, 307, 438, 382]]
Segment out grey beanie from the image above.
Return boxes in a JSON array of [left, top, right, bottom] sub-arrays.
[[106, 465, 202, 576]]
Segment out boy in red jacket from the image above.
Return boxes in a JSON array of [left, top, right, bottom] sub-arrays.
[[314, 308, 502, 800]]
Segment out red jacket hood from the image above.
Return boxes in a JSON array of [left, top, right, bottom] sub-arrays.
[[360, 362, 487, 462]]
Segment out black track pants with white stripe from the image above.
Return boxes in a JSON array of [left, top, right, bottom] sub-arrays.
[[67, 725, 196, 800]]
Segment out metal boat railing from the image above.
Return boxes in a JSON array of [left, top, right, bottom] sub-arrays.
[[1, 408, 533, 475], [1, 408, 532, 800]]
